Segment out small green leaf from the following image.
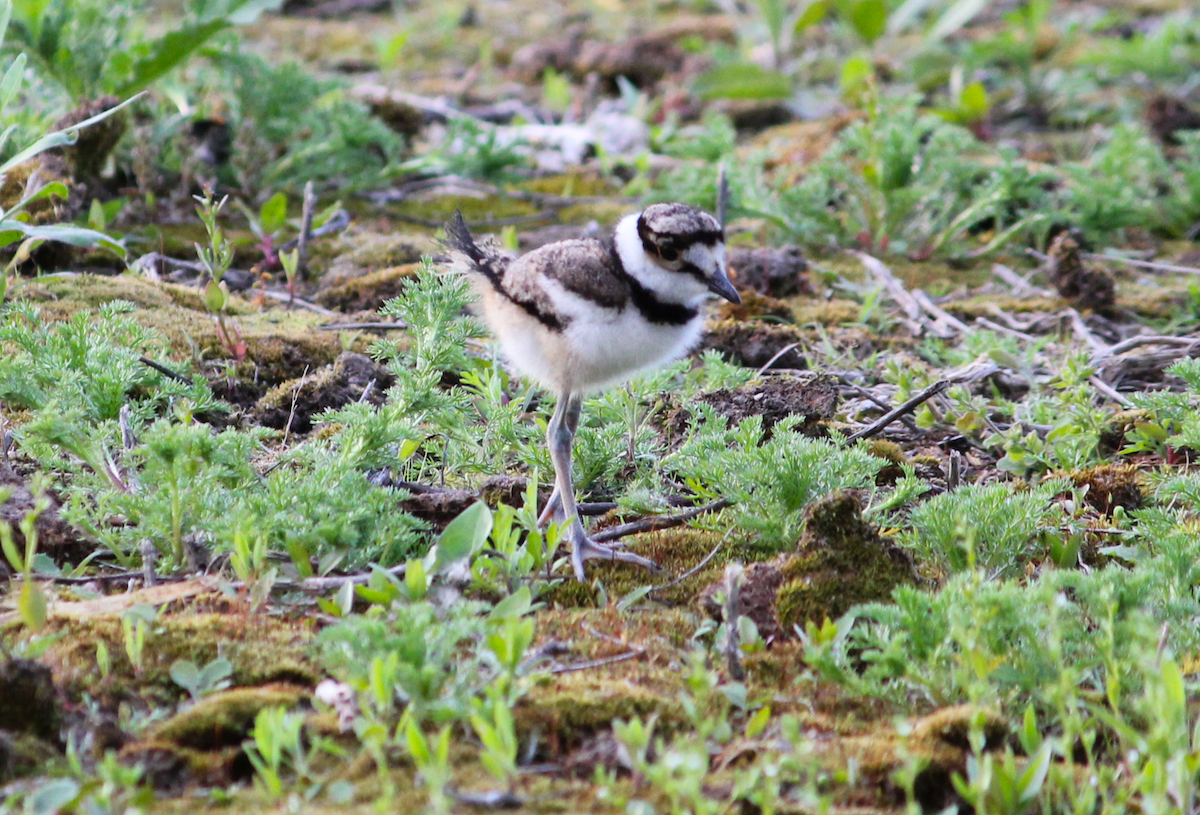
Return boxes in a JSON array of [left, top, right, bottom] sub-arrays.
[[170, 659, 201, 694], [19, 580, 47, 631], [0, 53, 26, 115], [692, 64, 792, 101], [616, 584, 654, 611], [960, 80, 989, 118], [433, 501, 492, 572], [335, 579, 356, 615], [840, 55, 875, 103], [204, 279, 228, 312], [745, 704, 772, 738], [405, 557, 427, 601], [26, 777, 80, 815], [0, 220, 124, 255], [848, 0, 887, 44], [259, 192, 288, 233], [88, 197, 106, 231], [794, 0, 829, 34], [489, 585, 531, 620]]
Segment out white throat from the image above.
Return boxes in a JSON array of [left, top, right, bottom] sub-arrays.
[[612, 214, 710, 306]]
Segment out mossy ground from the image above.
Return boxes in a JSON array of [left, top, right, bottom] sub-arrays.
[[7, 0, 1200, 810]]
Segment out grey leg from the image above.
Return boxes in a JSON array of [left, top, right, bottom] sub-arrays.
[[544, 393, 658, 581], [537, 394, 581, 527]]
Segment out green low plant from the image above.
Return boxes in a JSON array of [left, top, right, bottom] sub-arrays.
[[244, 705, 336, 802], [5, 0, 284, 102], [899, 480, 1064, 579], [169, 656, 233, 701], [667, 414, 883, 550]]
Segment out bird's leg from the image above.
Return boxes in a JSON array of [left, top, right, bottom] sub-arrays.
[[544, 392, 658, 581], [542, 396, 583, 528]]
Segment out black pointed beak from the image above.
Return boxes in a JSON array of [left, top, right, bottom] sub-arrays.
[[708, 269, 741, 304]]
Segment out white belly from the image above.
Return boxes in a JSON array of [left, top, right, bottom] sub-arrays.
[[482, 291, 705, 394], [562, 306, 704, 392]]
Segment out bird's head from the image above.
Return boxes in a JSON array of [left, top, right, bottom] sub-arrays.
[[635, 203, 741, 305]]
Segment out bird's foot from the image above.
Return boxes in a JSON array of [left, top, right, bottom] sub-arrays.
[[569, 528, 660, 582], [537, 489, 562, 528]]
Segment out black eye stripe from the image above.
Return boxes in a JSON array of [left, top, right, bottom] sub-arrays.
[[679, 262, 708, 284], [640, 232, 724, 256]]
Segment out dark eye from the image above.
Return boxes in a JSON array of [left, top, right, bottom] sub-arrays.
[[659, 246, 678, 262]]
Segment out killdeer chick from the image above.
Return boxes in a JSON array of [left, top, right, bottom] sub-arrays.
[[445, 203, 741, 580]]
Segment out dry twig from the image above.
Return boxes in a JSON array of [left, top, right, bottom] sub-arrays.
[[845, 380, 949, 442], [592, 498, 732, 543]]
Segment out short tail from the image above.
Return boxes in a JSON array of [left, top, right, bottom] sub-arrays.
[[444, 209, 504, 286]]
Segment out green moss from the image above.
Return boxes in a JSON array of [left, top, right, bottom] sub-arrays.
[[517, 677, 685, 747], [775, 491, 917, 632], [0, 730, 62, 783], [143, 684, 311, 749], [19, 274, 347, 401], [389, 196, 539, 232], [311, 229, 434, 287], [543, 530, 732, 607], [28, 613, 318, 699], [315, 262, 421, 311], [789, 297, 860, 326], [517, 174, 619, 199]]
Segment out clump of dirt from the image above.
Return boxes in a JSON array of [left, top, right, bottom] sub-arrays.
[[774, 491, 918, 635], [120, 684, 311, 791], [351, 85, 425, 139], [865, 438, 909, 485], [315, 262, 421, 311], [399, 486, 479, 532], [1070, 463, 1145, 516], [699, 561, 786, 642], [727, 245, 810, 298], [52, 95, 128, 185], [666, 373, 839, 440], [0, 658, 62, 743], [1146, 94, 1200, 146], [255, 351, 394, 433], [1, 461, 93, 568], [478, 474, 533, 509], [1048, 233, 1115, 313], [834, 705, 1009, 812], [701, 319, 807, 370], [509, 26, 691, 89], [696, 492, 916, 642]]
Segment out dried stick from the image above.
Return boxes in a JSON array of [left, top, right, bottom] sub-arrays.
[[298, 180, 315, 281], [755, 342, 801, 376], [856, 252, 922, 327], [1089, 376, 1133, 407], [838, 376, 920, 431], [1063, 308, 1110, 354], [845, 380, 949, 443], [550, 649, 643, 675], [1083, 253, 1200, 277], [318, 321, 409, 331], [1092, 335, 1200, 362], [716, 161, 730, 228], [256, 288, 338, 316], [913, 289, 969, 336], [137, 355, 194, 385], [591, 498, 731, 543], [723, 563, 746, 681], [648, 528, 733, 595]]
